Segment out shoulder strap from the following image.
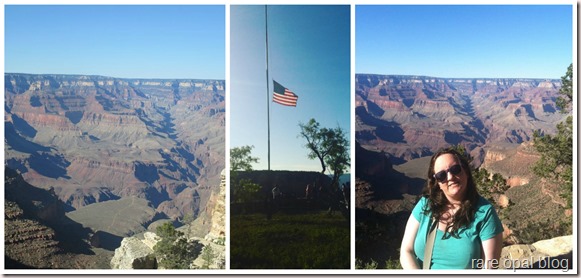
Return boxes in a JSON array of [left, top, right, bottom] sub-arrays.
[[423, 218, 437, 270]]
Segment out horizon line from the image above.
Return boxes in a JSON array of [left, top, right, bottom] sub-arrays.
[[4, 72, 225, 81], [355, 73, 562, 81]]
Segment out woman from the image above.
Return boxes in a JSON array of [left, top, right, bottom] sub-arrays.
[[400, 148, 503, 269]]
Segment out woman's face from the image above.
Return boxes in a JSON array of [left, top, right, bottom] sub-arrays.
[[433, 153, 468, 203]]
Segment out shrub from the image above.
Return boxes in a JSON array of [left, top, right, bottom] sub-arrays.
[[153, 223, 203, 269], [200, 245, 215, 269]]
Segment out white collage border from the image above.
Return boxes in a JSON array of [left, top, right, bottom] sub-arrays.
[[0, 0, 577, 276]]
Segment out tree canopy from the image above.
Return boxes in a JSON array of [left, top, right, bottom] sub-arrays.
[[298, 118, 350, 187], [153, 222, 203, 269], [230, 145, 259, 172], [230, 145, 261, 204]]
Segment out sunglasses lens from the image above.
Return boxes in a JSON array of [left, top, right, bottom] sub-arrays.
[[434, 171, 447, 182], [449, 164, 462, 175]]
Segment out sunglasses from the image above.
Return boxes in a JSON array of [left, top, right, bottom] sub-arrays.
[[433, 164, 462, 183]]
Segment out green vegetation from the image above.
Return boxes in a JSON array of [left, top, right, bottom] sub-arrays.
[[473, 167, 509, 209], [200, 245, 215, 269], [532, 63, 573, 208], [511, 219, 572, 245], [153, 222, 203, 269], [230, 212, 350, 269], [298, 118, 350, 219], [180, 213, 195, 237], [447, 144, 474, 164], [355, 258, 403, 270], [234, 179, 261, 204], [356, 258, 378, 269], [230, 145, 259, 172], [230, 146, 261, 204], [214, 237, 225, 246], [555, 64, 573, 112], [502, 179, 571, 245], [356, 209, 410, 269], [298, 118, 350, 190]]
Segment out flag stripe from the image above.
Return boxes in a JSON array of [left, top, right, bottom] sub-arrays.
[[273, 92, 298, 105], [272, 80, 298, 107], [273, 99, 297, 106]]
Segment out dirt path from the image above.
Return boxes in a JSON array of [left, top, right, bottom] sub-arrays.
[[540, 179, 566, 207]]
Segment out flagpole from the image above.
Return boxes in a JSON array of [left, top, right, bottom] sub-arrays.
[[265, 5, 271, 171]]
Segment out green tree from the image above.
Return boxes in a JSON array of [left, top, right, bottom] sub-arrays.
[[200, 245, 215, 269], [231, 145, 259, 172], [298, 118, 350, 189], [236, 179, 261, 204], [555, 64, 573, 111], [180, 213, 195, 238], [153, 222, 203, 269], [448, 144, 473, 165], [299, 118, 350, 218], [532, 63, 573, 208], [473, 167, 508, 209], [230, 146, 261, 204]]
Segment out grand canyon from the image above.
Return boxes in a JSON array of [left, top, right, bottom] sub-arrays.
[[4, 73, 225, 268], [356, 74, 564, 164]]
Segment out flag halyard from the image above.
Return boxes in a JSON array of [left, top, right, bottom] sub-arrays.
[[272, 80, 298, 107]]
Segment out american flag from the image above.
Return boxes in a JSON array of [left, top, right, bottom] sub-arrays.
[[272, 80, 298, 107]]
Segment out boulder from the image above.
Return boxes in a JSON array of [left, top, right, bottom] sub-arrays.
[[532, 235, 572, 257], [110, 236, 158, 269], [142, 232, 160, 250], [499, 235, 572, 270]]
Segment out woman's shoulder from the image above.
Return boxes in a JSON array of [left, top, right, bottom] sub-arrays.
[[411, 196, 430, 219], [417, 195, 428, 204], [415, 196, 431, 209], [474, 195, 498, 215]]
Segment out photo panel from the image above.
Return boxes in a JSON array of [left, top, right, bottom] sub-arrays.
[[354, 4, 574, 271], [4, 4, 226, 270], [229, 4, 352, 269]]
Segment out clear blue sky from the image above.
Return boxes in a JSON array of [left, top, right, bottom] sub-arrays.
[[356, 5, 573, 79], [230, 5, 351, 172], [5, 5, 225, 79]]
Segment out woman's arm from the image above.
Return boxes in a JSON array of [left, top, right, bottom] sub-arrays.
[[481, 233, 503, 269], [400, 214, 421, 269]]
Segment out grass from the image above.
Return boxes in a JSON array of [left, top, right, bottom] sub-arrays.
[[230, 211, 350, 269], [355, 209, 409, 269]]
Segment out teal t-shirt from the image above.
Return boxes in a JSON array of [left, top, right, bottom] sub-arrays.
[[412, 196, 503, 269]]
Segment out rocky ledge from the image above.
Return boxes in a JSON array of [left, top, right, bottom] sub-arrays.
[[498, 235, 572, 270]]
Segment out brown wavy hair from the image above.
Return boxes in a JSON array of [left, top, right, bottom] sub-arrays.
[[422, 148, 479, 238]]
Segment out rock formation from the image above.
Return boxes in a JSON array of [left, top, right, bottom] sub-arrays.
[[5, 73, 225, 262], [5, 73, 224, 222], [110, 232, 159, 269], [478, 143, 570, 243], [499, 235, 572, 270], [4, 167, 106, 268], [205, 169, 226, 242], [5, 200, 60, 269], [110, 169, 225, 269], [356, 74, 566, 164]]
